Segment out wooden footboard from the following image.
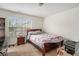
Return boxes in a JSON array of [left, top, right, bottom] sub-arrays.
[[44, 43, 58, 52]]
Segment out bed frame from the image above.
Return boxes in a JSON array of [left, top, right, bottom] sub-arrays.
[[27, 29, 63, 56]]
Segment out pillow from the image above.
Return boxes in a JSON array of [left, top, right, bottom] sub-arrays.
[[27, 31, 41, 40]]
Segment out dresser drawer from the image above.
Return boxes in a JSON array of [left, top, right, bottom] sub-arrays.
[[65, 47, 75, 55]]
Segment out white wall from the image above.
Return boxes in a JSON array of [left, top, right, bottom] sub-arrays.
[[43, 7, 79, 42], [0, 9, 43, 45]]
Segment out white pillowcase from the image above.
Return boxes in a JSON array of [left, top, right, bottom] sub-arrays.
[[27, 31, 41, 40]]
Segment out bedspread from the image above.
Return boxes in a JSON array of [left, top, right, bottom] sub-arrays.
[[29, 33, 63, 49]]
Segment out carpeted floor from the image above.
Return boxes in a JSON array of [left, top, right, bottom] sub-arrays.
[[7, 43, 71, 56]]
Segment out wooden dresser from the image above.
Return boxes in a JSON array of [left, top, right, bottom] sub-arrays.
[[64, 39, 79, 55]]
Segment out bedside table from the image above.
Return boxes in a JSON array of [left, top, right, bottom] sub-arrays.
[[17, 36, 25, 45]]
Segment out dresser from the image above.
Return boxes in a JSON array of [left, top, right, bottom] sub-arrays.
[[64, 39, 79, 55]]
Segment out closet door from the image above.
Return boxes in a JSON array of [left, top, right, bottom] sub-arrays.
[[0, 18, 5, 46]]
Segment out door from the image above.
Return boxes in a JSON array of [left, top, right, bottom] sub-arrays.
[[0, 18, 5, 46]]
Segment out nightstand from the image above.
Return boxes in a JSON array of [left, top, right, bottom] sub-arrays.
[[17, 36, 25, 45]]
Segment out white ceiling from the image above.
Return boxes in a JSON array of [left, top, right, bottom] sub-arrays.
[[0, 3, 79, 18]]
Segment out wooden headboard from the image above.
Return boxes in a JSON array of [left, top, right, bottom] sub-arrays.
[[27, 29, 42, 35]]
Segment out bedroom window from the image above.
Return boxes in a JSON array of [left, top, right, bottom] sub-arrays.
[[8, 16, 32, 37]]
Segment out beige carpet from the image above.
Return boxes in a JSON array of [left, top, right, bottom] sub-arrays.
[[7, 43, 71, 56]]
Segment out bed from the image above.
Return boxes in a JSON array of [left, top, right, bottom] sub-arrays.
[[27, 29, 64, 56]]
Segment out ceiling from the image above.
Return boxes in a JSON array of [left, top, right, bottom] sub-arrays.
[[0, 3, 79, 18]]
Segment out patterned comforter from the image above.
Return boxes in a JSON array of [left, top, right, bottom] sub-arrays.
[[29, 33, 63, 49]]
